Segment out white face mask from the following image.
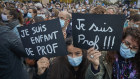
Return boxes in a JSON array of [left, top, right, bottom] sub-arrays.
[[77, 10, 81, 13], [120, 43, 137, 59], [134, 24, 139, 27], [81, 9, 85, 12], [59, 19, 65, 28], [1, 14, 9, 21], [67, 55, 83, 67], [41, 14, 46, 19], [37, 14, 46, 19]]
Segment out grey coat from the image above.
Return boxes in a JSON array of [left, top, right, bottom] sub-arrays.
[[0, 26, 29, 79]]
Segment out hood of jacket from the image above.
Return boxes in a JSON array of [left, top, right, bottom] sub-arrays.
[[7, 20, 20, 29]]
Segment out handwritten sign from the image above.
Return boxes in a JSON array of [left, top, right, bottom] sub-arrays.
[[18, 18, 67, 59], [72, 13, 125, 51]]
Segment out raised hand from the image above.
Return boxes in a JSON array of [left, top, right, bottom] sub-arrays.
[[87, 48, 101, 70], [37, 57, 50, 75]]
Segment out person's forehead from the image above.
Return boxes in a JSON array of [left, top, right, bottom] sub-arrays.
[[28, 9, 33, 12], [59, 11, 67, 15], [67, 45, 82, 53], [59, 13, 65, 18], [124, 35, 139, 47], [107, 9, 114, 12]]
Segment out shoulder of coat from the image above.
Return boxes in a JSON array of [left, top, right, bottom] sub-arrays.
[[100, 51, 107, 61]]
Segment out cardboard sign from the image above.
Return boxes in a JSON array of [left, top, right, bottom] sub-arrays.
[[72, 13, 125, 51], [18, 18, 67, 59]]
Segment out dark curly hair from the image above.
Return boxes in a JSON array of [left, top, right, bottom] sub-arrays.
[[106, 26, 140, 78]]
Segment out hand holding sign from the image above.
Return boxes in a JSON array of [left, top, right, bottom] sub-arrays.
[[37, 57, 50, 75], [87, 48, 101, 70], [72, 13, 126, 51]]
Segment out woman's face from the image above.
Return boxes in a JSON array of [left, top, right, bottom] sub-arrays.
[[67, 45, 82, 58], [22, 6, 27, 13], [122, 35, 139, 53], [2, 9, 12, 21], [28, 9, 34, 17]]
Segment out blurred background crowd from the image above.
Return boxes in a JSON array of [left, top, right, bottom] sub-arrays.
[[0, 0, 140, 79]]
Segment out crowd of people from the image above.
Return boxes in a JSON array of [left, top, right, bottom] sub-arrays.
[[0, 0, 140, 79]]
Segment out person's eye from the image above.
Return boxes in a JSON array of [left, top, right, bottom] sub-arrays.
[[76, 52, 81, 55], [125, 41, 130, 45], [68, 52, 72, 55], [60, 17, 64, 19], [133, 47, 139, 50], [3, 13, 6, 15]]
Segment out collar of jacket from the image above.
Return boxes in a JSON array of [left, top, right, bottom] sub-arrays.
[[101, 51, 112, 79], [7, 19, 19, 30]]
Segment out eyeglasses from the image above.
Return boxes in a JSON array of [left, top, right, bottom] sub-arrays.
[[121, 41, 139, 53]]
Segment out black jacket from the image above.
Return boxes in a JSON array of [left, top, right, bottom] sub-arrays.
[[0, 26, 29, 79]]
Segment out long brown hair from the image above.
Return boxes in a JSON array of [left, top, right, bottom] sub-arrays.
[[106, 26, 140, 77], [47, 37, 90, 79], [6, 7, 24, 25]]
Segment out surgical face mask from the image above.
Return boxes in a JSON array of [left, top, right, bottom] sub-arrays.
[[77, 10, 81, 13], [75, 4, 79, 9], [27, 13, 32, 18], [138, 12, 140, 14], [48, 6, 52, 10], [134, 24, 139, 27], [1, 14, 9, 21], [67, 55, 83, 67], [42, 14, 46, 19], [20, 10, 24, 14], [56, 7, 60, 9], [37, 14, 42, 17], [82, 9, 85, 12], [120, 43, 137, 59], [87, 7, 90, 9], [59, 19, 65, 28], [37, 14, 46, 19]]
